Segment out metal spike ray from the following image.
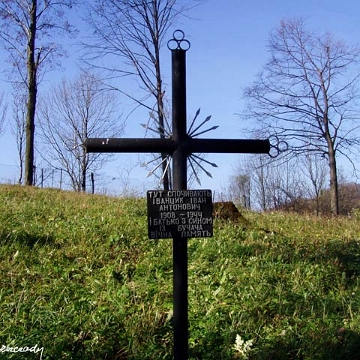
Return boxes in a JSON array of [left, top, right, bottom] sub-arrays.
[[189, 155, 213, 178], [188, 115, 212, 137], [191, 153, 218, 167], [187, 108, 201, 134], [158, 121, 172, 137], [141, 123, 171, 137], [141, 155, 162, 167], [188, 156, 202, 186], [191, 125, 219, 138], [161, 156, 171, 182], [162, 114, 172, 137], [146, 156, 167, 177], [149, 112, 172, 136]]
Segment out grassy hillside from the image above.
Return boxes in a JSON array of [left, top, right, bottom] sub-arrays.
[[1, 185, 360, 359]]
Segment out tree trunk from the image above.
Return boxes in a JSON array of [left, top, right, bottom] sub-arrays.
[[81, 160, 87, 192], [328, 146, 339, 215], [18, 140, 24, 185], [25, 82, 36, 186], [24, 0, 37, 186], [91, 172, 95, 194], [324, 108, 339, 215]]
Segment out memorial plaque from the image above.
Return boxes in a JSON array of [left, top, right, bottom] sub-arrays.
[[147, 189, 213, 239]]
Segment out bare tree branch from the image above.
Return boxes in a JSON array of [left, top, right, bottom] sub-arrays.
[[83, 0, 202, 190], [0, 0, 78, 185], [244, 18, 360, 215], [38, 71, 125, 192]]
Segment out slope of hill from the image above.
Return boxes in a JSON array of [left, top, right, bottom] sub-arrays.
[[1, 185, 360, 359]]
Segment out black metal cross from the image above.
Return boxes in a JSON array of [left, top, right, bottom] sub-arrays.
[[86, 30, 270, 360]]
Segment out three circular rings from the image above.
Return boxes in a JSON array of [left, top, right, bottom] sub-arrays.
[[167, 30, 191, 51], [269, 135, 288, 158]]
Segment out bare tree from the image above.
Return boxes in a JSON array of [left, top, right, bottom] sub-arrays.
[[39, 71, 124, 192], [84, 0, 199, 190], [0, 0, 78, 186], [244, 18, 360, 215]]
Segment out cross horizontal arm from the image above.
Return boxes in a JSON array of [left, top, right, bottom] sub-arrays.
[[85, 138, 176, 154], [186, 138, 270, 154], [85, 137, 270, 155]]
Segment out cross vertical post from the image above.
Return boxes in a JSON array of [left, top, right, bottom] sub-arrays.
[[85, 29, 273, 360], [171, 46, 188, 360]]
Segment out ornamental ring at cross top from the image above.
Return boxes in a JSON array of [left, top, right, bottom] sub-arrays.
[[167, 29, 191, 51], [269, 135, 289, 158]]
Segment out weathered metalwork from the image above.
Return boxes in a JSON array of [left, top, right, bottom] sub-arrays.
[[85, 137, 270, 154], [147, 189, 213, 238], [86, 30, 272, 360]]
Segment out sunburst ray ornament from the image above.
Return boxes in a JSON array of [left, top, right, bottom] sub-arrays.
[[141, 108, 220, 187], [141, 121, 172, 137], [187, 109, 219, 182]]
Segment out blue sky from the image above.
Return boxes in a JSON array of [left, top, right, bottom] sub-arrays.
[[1, 0, 360, 195]]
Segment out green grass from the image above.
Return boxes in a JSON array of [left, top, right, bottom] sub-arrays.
[[1, 184, 360, 359]]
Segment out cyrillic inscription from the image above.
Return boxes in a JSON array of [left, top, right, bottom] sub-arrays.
[[147, 189, 213, 239]]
